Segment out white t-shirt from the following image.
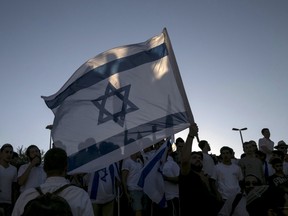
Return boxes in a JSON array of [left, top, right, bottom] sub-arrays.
[[0, 164, 17, 203], [121, 157, 143, 191], [212, 163, 243, 200], [202, 153, 216, 177], [258, 137, 274, 162], [162, 155, 180, 200], [17, 163, 46, 192]]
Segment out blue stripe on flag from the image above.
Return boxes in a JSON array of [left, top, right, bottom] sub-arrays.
[[108, 164, 115, 194], [90, 171, 99, 199], [67, 112, 187, 172], [45, 43, 168, 110], [137, 146, 167, 187], [137, 140, 171, 207]]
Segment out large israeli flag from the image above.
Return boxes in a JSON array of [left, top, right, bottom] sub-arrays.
[[42, 28, 194, 174]]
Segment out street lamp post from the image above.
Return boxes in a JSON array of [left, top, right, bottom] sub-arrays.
[[46, 124, 53, 149], [232, 127, 247, 145]]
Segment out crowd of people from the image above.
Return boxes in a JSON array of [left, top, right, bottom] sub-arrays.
[[1, 123, 288, 216]]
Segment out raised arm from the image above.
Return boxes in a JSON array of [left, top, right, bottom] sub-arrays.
[[181, 123, 199, 175]]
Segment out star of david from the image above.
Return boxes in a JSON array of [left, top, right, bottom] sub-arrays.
[[92, 82, 139, 127], [99, 168, 108, 182]]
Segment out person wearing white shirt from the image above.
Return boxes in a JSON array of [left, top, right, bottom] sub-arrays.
[[0, 143, 18, 216], [212, 146, 243, 201], [84, 162, 120, 216], [198, 140, 216, 178], [258, 128, 274, 162], [17, 145, 46, 193], [121, 151, 146, 216], [12, 147, 94, 216], [163, 147, 180, 216]]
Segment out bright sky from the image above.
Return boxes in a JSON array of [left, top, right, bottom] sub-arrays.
[[1, 0, 288, 158]]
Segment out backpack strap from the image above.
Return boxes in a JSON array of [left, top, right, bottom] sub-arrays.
[[35, 187, 44, 195], [230, 193, 243, 216], [52, 184, 74, 195], [34, 184, 73, 196]]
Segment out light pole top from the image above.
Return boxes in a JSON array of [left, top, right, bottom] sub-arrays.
[[232, 127, 247, 131], [232, 127, 248, 145]]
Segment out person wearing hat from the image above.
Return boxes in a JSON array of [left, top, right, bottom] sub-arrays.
[[275, 140, 288, 154]]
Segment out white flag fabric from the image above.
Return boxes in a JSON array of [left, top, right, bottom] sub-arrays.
[[42, 28, 194, 174], [138, 139, 171, 208]]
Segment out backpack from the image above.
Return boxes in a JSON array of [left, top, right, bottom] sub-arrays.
[[22, 184, 73, 216]]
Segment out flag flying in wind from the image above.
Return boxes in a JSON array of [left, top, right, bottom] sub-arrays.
[[42, 28, 194, 174]]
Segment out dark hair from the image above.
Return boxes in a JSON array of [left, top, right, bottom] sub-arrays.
[[270, 157, 283, 166], [12, 152, 19, 158], [249, 140, 257, 146], [239, 174, 262, 190], [272, 150, 285, 160], [44, 148, 67, 175], [242, 141, 250, 152], [1, 143, 13, 152], [261, 128, 269, 135], [190, 151, 203, 160], [220, 146, 233, 154], [255, 150, 266, 158], [25, 145, 40, 157], [198, 140, 208, 150], [245, 174, 262, 184], [243, 141, 250, 146], [175, 137, 184, 145]]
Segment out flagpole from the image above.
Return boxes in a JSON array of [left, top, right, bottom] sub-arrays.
[[117, 186, 120, 216], [163, 28, 200, 142]]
